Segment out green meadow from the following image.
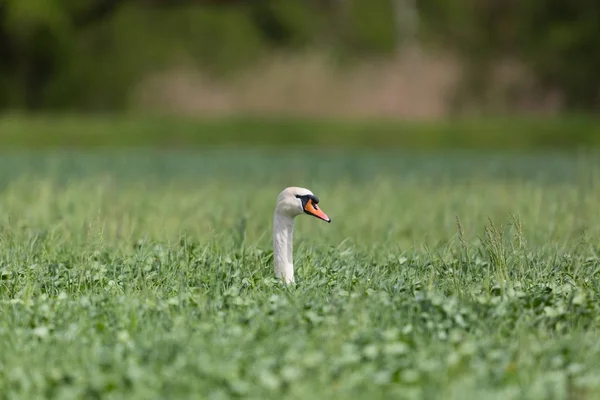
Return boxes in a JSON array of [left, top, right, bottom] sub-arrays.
[[1, 117, 600, 398]]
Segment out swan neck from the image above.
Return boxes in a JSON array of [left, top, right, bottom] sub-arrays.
[[273, 212, 295, 283]]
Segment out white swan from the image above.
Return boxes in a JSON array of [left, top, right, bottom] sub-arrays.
[[273, 187, 331, 283]]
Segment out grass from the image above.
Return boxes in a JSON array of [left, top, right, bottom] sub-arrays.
[[1, 113, 600, 150], [1, 149, 600, 399]]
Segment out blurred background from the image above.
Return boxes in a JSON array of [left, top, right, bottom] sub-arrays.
[[0, 0, 599, 149]]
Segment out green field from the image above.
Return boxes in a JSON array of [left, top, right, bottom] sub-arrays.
[[1, 114, 600, 150], [1, 148, 600, 399]]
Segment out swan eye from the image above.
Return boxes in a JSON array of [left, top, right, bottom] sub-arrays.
[[294, 194, 320, 210], [294, 194, 306, 208]]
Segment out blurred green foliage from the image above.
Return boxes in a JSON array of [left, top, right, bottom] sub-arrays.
[[421, 0, 600, 112], [0, 0, 598, 112], [1, 114, 599, 149]]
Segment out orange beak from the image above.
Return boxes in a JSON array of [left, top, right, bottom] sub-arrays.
[[304, 199, 331, 223]]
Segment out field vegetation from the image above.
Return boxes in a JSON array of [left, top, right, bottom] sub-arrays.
[[1, 142, 600, 398], [1, 114, 600, 150]]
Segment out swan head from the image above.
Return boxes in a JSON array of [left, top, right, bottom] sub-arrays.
[[275, 187, 331, 223]]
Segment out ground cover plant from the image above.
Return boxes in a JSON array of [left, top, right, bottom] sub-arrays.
[[1, 114, 600, 150], [1, 149, 600, 399]]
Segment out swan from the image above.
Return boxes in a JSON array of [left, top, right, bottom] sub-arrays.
[[273, 187, 331, 283]]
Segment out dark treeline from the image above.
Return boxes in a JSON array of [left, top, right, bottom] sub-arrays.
[[0, 0, 598, 113]]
